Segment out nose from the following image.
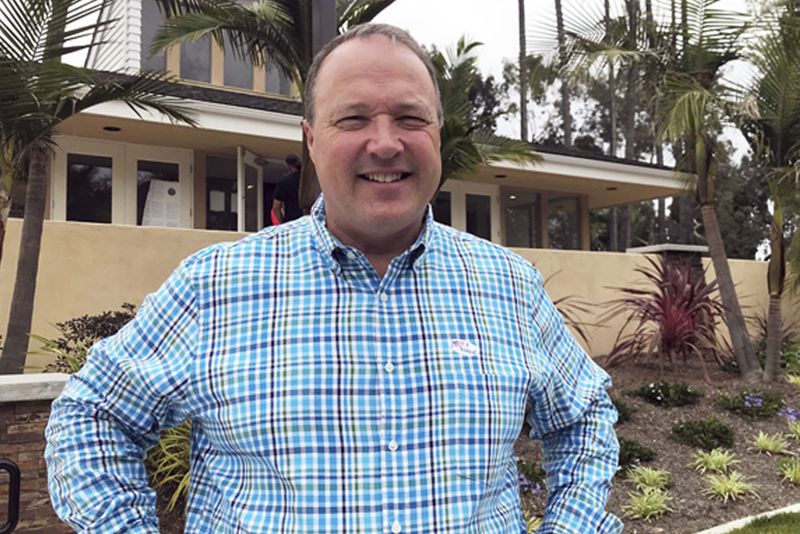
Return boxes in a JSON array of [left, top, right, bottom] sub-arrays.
[[366, 116, 403, 160]]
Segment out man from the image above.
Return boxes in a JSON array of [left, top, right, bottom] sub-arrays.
[[272, 153, 303, 223], [46, 24, 621, 533]]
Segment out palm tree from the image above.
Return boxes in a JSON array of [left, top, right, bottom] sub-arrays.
[[738, 2, 800, 382], [518, 0, 529, 142], [554, 0, 573, 148], [565, 0, 762, 381], [151, 0, 396, 213], [431, 38, 541, 189], [0, 0, 197, 374], [656, 0, 761, 381]]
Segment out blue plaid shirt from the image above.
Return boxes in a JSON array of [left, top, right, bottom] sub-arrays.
[[46, 198, 622, 533]]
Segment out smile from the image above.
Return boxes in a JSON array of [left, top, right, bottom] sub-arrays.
[[359, 172, 411, 183]]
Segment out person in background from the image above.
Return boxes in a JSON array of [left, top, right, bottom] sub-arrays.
[[271, 153, 303, 223], [45, 23, 621, 533]]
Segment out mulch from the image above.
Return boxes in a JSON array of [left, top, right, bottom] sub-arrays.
[[518, 356, 800, 534]]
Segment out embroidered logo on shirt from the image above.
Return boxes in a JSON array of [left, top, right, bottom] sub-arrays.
[[450, 339, 479, 357]]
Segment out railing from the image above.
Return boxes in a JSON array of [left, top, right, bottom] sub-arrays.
[[0, 458, 19, 534]]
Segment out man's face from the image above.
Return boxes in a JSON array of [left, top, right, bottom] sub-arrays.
[[304, 35, 441, 246]]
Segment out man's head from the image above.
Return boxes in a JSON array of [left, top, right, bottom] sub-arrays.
[[303, 23, 443, 251], [285, 153, 301, 171]]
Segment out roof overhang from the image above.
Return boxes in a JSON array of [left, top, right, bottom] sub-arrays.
[[470, 153, 686, 209], [57, 99, 687, 206]]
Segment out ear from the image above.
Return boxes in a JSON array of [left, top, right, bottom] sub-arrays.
[[303, 120, 315, 158]]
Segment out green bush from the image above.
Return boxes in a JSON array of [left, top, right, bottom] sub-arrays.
[[716, 390, 784, 419], [632, 381, 702, 408], [671, 417, 735, 451], [41, 303, 136, 373], [619, 438, 657, 469], [612, 396, 634, 424]]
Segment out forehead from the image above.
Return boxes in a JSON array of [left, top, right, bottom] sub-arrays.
[[314, 35, 437, 111]]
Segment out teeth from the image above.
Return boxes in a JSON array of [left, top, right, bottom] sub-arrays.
[[364, 173, 403, 183]]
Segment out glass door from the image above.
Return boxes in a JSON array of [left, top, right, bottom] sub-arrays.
[[126, 144, 192, 228], [237, 146, 264, 232]]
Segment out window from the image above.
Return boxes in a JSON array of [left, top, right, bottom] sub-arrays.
[[548, 195, 580, 250], [137, 160, 180, 227], [181, 36, 211, 83], [224, 46, 252, 89], [140, 0, 166, 71], [206, 156, 238, 231], [466, 194, 491, 240], [432, 191, 451, 225], [266, 57, 293, 96], [504, 190, 539, 248], [67, 154, 113, 223]]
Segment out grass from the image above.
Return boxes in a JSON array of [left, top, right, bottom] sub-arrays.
[[703, 471, 758, 503], [752, 431, 791, 455], [726, 512, 800, 533], [691, 448, 738, 474], [623, 487, 672, 521]]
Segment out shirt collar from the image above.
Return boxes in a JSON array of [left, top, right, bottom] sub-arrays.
[[310, 195, 434, 273]]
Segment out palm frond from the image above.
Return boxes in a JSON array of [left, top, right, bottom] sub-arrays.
[[337, 0, 395, 31]]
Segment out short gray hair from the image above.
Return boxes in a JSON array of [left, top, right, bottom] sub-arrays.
[[303, 23, 442, 126]]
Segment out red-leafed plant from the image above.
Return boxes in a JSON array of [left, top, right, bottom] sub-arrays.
[[602, 257, 725, 383]]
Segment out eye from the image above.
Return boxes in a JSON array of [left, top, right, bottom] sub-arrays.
[[397, 115, 430, 128], [335, 116, 369, 130]]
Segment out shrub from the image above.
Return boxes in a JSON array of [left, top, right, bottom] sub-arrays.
[[751, 431, 790, 455], [517, 459, 545, 494], [716, 390, 784, 419], [147, 420, 192, 512], [672, 417, 735, 451], [632, 381, 702, 408], [619, 438, 657, 469], [602, 257, 725, 380], [691, 449, 738, 474], [626, 465, 672, 491], [40, 303, 136, 373], [612, 396, 634, 424], [703, 471, 758, 502], [623, 487, 672, 521], [779, 459, 800, 486]]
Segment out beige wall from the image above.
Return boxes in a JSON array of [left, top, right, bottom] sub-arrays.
[[1, 219, 787, 370], [1, 219, 245, 370]]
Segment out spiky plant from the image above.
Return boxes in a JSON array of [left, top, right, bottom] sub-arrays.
[[691, 448, 738, 474]]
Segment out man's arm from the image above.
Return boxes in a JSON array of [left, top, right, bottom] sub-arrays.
[[272, 198, 285, 223], [526, 271, 622, 534], [45, 263, 198, 533]]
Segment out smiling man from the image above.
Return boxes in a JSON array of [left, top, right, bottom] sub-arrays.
[[46, 24, 621, 533]]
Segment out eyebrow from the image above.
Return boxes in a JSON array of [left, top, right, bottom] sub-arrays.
[[331, 101, 432, 118]]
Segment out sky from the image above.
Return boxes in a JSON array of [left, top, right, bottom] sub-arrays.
[[376, 0, 754, 142]]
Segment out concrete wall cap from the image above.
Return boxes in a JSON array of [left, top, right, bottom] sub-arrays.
[[626, 244, 709, 254], [0, 373, 68, 402]]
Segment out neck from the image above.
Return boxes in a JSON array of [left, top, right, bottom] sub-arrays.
[[327, 218, 424, 277]]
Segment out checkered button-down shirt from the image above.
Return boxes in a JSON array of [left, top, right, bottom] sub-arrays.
[[46, 198, 622, 533]]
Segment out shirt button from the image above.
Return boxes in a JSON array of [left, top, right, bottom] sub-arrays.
[[388, 440, 399, 452], [384, 362, 395, 373], [379, 292, 388, 302], [391, 521, 402, 533]]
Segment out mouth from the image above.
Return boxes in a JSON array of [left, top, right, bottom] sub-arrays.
[[358, 172, 412, 184]]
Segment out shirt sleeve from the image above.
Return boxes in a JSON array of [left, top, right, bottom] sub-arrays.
[[45, 261, 198, 533], [525, 270, 623, 534]]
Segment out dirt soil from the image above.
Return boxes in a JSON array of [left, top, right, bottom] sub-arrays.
[[158, 358, 800, 534], [518, 357, 800, 534]]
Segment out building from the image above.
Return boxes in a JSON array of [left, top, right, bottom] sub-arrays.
[[41, 0, 682, 250], [3, 1, 711, 369]]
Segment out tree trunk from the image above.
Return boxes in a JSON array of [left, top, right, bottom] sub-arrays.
[[657, 198, 666, 242], [700, 204, 762, 383], [554, 0, 571, 147], [0, 190, 8, 267], [605, 0, 616, 157], [0, 147, 48, 374], [518, 0, 529, 142], [299, 135, 319, 214], [763, 295, 783, 382], [619, 205, 630, 251], [610, 207, 619, 251], [763, 218, 786, 382]]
